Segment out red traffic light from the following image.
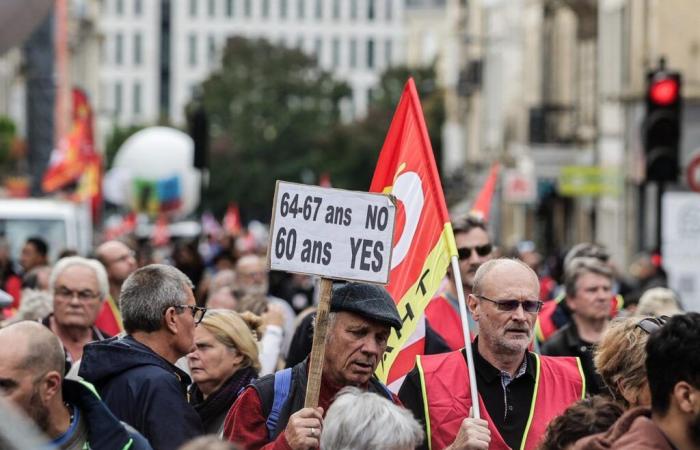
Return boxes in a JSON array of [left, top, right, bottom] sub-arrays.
[[649, 78, 679, 106]]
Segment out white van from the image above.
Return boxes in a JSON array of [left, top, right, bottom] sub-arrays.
[[0, 198, 92, 262]]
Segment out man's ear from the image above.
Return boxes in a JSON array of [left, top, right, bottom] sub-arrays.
[[674, 381, 698, 414], [467, 294, 479, 320], [163, 307, 179, 334], [40, 371, 63, 404]]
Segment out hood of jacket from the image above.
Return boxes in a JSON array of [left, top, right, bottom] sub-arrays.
[[78, 335, 190, 386]]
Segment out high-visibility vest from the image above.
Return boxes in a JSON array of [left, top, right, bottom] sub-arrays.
[[416, 350, 585, 450]]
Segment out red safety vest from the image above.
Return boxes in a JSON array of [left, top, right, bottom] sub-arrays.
[[425, 294, 465, 351], [416, 350, 585, 450]]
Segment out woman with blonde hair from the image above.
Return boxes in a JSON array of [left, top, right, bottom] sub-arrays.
[[594, 315, 667, 408], [187, 309, 263, 434]]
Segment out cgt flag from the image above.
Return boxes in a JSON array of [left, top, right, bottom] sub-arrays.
[[370, 78, 457, 391]]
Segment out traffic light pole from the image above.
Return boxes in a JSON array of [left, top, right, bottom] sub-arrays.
[[656, 181, 664, 253]]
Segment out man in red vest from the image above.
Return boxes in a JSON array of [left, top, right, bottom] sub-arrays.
[[399, 258, 585, 450], [424, 215, 493, 352]]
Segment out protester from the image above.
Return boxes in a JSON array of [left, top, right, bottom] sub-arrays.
[[424, 214, 492, 351], [79, 264, 204, 449], [21, 265, 51, 291], [636, 287, 682, 317], [1, 288, 52, 326], [187, 310, 261, 434], [541, 257, 612, 394], [0, 321, 151, 449], [320, 386, 423, 450], [0, 237, 22, 315], [44, 256, 111, 367], [538, 396, 623, 450], [594, 316, 662, 408], [19, 236, 49, 275], [95, 240, 138, 304], [400, 258, 585, 450], [573, 312, 700, 450], [223, 282, 402, 450]]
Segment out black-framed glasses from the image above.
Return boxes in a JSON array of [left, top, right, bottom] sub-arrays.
[[458, 244, 493, 260], [172, 305, 207, 324], [477, 295, 543, 313], [636, 316, 669, 334], [55, 286, 101, 302]]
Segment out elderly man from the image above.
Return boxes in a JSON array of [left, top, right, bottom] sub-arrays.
[[0, 321, 151, 449], [79, 264, 204, 450], [541, 257, 612, 395], [400, 258, 584, 450], [573, 312, 700, 450], [424, 215, 493, 352], [224, 282, 402, 450], [94, 240, 138, 335], [43, 256, 111, 367]]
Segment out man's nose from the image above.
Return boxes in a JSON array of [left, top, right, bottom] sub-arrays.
[[361, 337, 382, 355], [511, 304, 527, 320]]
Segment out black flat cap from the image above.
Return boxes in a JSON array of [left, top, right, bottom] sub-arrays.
[[330, 282, 402, 331]]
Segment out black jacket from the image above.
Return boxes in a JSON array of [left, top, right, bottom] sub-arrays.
[[78, 335, 203, 450]]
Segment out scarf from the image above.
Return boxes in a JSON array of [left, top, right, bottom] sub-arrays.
[[189, 366, 257, 426]]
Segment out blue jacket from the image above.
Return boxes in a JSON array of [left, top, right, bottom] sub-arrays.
[[78, 335, 203, 450], [61, 379, 152, 450]]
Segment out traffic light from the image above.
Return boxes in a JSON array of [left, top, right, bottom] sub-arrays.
[[643, 64, 682, 182], [187, 93, 209, 170]]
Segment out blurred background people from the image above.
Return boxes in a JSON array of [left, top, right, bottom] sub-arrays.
[[95, 240, 138, 304], [19, 237, 49, 276], [635, 287, 682, 317]]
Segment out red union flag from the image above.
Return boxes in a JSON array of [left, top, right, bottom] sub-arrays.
[[370, 78, 457, 390]]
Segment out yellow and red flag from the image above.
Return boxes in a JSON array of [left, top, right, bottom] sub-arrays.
[[223, 202, 242, 236], [470, 162, 500, 221], [370, 78, 458, 391]]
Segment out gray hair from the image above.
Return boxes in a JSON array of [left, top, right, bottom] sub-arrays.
[[320, 386, 423, 450], [564, 257, 613, 299], [1, 321, 65, 378], [49, 256, 109, 299], [637, 287, 683, 317], [120, 264, 194, 333], [472, 258, 539, 297]]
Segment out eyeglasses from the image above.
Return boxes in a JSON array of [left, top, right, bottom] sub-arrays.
[[55, 287, 101, 302], [636, 316, 669, 334], [477, 295, 543, 313], [458, 244, 492, 260], [172, 304, 207, 324]]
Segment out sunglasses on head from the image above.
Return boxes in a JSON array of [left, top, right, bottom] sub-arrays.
[[458, 244, 492, 260], [477, 295, 544, 313], [635, 315, 669, 334]]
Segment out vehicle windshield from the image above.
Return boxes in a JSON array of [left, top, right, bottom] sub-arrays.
[[0, 219, 67, 263]]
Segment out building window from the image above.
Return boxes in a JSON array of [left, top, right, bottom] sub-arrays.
[[114, 82, 123, 115], [134, 0, 142, 15], [350, 0, 357, 20], [115, 33, 123, 65], [314, 37, 322, 63], [280, 0, 288, 19], [315, 0, 322, 18], [367, 38, 374, 68], [208, 35, 217, 66], [262, 0, 270, 18], [368, 0, 375, 20], [332, 0, 341, 19], [208, 0, 216, 17], [332, 37, 340, 68], [244, 0, 251, 17], [133, 82, 142, 115], [349, 38, 357, 68], [133, 32, 142, 65], [226, 0, 234, 16], [189, 0, 197, 17], [188, 34, 197, 66], [297, 0, 305, 19], [116, 0, 124, 15], [384, 39, 392, 66], [385, 0, 392, 21]]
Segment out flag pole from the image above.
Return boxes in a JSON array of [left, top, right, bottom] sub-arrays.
[[450, 255, 481, 419]]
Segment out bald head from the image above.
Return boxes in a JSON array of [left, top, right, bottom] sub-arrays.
[[96, 240, 137, 288], [473, 258, 540, 296], [0, 321, 65, 377]]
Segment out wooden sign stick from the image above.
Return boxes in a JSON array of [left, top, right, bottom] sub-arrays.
[[304, 278, 333, 408]]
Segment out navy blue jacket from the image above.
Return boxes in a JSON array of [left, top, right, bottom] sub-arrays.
[[78, 335, 203, 450], [62, 379, 152, 450]]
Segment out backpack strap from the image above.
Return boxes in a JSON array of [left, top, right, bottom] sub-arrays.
[[266, 368, 293, 439]]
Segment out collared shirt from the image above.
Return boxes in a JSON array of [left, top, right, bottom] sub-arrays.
[[399, 340, 537, 450]]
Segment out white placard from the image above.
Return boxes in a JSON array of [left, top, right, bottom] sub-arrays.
[[268, 181, 396, 284]]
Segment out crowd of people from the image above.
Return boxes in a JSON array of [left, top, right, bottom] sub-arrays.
[[0, 215, 697, 450]]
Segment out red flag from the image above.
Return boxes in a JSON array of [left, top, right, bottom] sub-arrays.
[[370, 78, 458, 390], [95, 296, 124, 336], [223, 203, 242, 236], [319, 172, 332, 187], [470, 163, 500, 221], [151, 214, 170, 247], [43, 88, 96, 192]]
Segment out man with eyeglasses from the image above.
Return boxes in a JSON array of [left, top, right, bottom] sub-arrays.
[[79, 264, 205, 449], [42, 256, 112, 370], [400, 258, 584, 450], [541, 257, 613, 395], [423, 215, 493, 352]]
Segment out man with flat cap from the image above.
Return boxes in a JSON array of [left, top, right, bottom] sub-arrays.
[[223, 282, 402, 450]]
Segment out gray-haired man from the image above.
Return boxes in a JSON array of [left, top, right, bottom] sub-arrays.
[[79, 264, 205, 450]]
